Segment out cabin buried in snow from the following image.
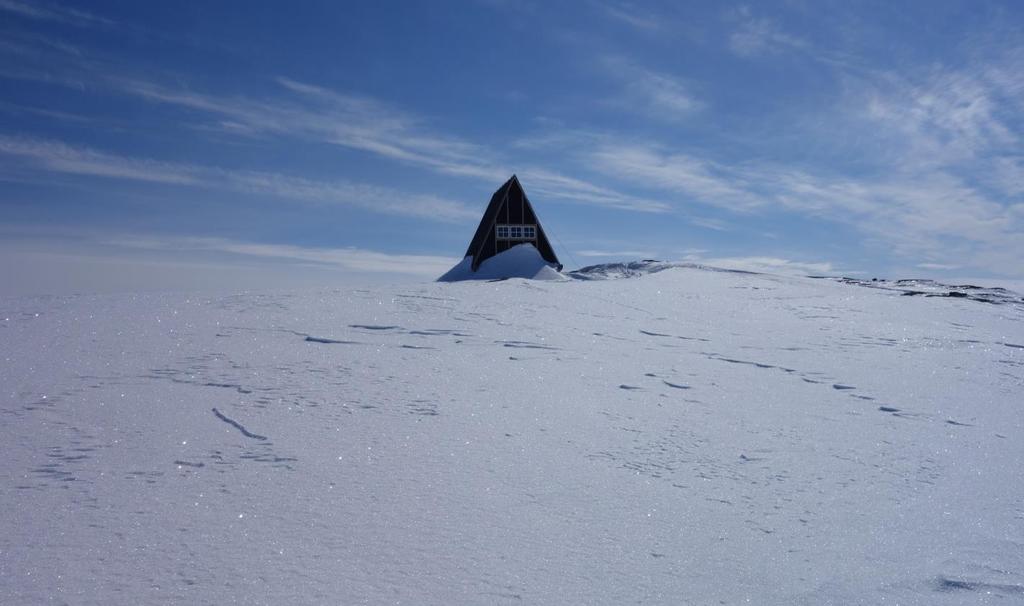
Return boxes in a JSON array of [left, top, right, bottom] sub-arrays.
[[438, 175, 563, 281]]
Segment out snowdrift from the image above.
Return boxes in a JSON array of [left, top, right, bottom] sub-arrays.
[[437, 243, 564, 281], [3, 265, 1023, 604]]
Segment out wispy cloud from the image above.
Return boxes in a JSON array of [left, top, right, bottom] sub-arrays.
[[778, 171, 1022, 273], [804, 51, 1024, 271], [116, 76, 504, 182], [0, 100, 93, 123], [598, 1, 662, 31], [989, 157, 1024, 197], [858, 63, 1021, 173], [628, 69, 701, 115], [0, 135, 200, 184], [519, 166, 671, 213], [111, 235, 458, 277], [576, 249, 659, 258], [0, 27, 671, 216], [687, 216, 731, 231], [587, 143, 759, 211], [562, 37, 1024, 276], [114, 76, 668, 213], [580, 136, 1024, 275], [726, 6, 807, 58], [0, 135, 478, 222], [602, 56, 703, 120], [0, 0, 114, 27], [515, 46, 1024, 276], [0, 35, 91, 90], [222, 172, 477, 221], [917, 262, 961, 271]]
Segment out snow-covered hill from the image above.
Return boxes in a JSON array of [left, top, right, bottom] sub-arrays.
[[3, 265, 1023, 604]]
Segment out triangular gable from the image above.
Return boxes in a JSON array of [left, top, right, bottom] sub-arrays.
[[465, 175, 561, 271]]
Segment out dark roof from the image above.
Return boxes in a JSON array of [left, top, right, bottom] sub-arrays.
[[464, 175, 561, 271]]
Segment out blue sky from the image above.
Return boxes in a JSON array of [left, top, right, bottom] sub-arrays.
[[2, 0, 1023, 294]]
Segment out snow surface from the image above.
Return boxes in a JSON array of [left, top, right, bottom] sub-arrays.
[[437, 243, 564, 281], [2, 265, 1023, 604]]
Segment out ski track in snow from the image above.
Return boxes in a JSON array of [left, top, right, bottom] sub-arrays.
[[2, 266, 1023, 605]]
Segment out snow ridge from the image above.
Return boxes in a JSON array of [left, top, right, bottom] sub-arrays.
[[814, 276, 1024, 307], [567, 259, 755, 280]]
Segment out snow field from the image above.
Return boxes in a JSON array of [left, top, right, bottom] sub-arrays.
[[1, 267, 1022, 604]]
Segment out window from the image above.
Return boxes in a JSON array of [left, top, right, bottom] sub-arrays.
[[496, 224, 537, 240]]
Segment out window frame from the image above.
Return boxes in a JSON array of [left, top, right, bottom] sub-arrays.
[[495, 223, 538, 241]]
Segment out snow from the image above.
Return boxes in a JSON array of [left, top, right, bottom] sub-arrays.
[[568, 259, 756, 280], [437, 243, 564, 281], [2, 265, 1023, 604]]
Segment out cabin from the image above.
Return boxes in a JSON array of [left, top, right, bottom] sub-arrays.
[[464, 175, 562, 271]]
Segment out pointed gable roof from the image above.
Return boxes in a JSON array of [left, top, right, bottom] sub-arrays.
[[464, 175, 561, 271]]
